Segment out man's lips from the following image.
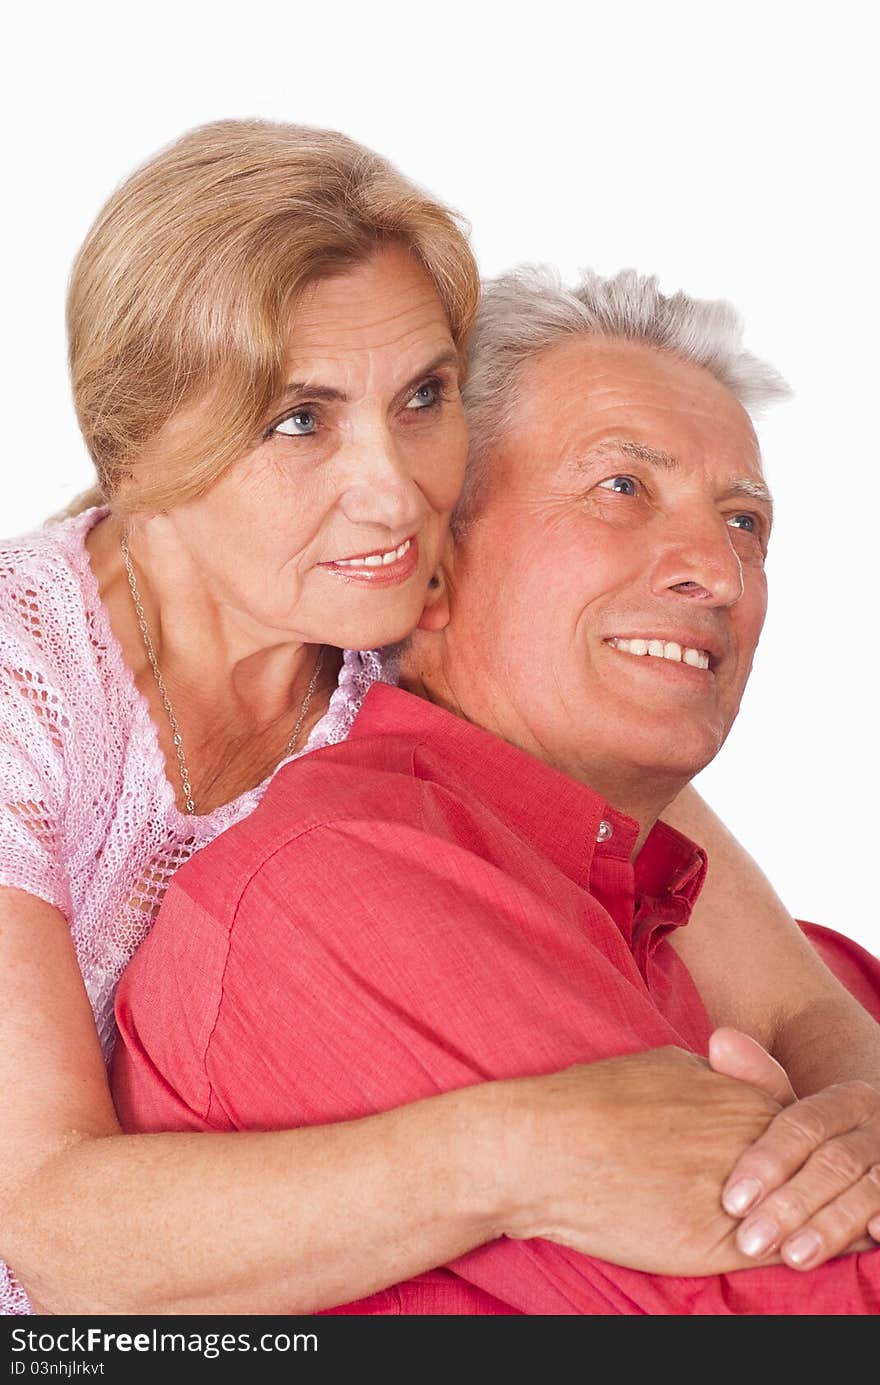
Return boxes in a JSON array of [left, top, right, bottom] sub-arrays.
[[604, 633, 724, 674], [319, 536, 419, 586]]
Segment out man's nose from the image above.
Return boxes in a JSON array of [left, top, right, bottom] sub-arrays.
[[650, 511, 745, 607], [338, 430, 426, 531]]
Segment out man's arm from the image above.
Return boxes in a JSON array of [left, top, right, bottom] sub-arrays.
[[663, 786, 880, 1084], [663, 786, 880, 1269]]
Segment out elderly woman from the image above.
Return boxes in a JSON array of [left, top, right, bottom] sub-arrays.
[[0, 119, 859, 1317]]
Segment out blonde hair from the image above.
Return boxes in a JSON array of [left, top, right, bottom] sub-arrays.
[[67, 119, 480, 516]]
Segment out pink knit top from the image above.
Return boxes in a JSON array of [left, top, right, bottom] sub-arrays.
[[0, 507, 389, 1315]]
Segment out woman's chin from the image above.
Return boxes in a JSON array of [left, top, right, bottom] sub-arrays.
[[316, 603, 423, 654]]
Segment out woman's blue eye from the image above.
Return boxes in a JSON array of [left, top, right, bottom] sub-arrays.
[[274, 410, 317, 437], [598, 474, 638, 496], [406, 380, 441, 410], [727, 513, 757, 532]]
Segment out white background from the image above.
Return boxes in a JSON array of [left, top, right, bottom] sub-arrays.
[[3, 1, 877, 955]]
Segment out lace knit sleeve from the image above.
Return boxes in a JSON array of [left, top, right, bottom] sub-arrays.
[[0, 565, 71, 918]]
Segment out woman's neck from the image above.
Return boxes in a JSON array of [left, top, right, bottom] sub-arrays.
[[86, 511, 340, 813], [91, 513, 330, 718]]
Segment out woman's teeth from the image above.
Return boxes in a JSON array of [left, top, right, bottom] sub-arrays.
[[608, 637, 710, 670], [334, 539, 412, 568]]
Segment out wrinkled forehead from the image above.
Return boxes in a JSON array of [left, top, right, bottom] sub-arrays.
[[508, 336, 764, 483]]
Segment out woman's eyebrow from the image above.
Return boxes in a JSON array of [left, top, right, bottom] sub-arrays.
[[279, 350, 461, 406], [391, 350, 461, 407], [278, 381, 347, 403]]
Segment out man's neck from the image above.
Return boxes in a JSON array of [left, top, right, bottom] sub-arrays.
[[399, 664, 685, 862], [532, 754, 683, 858]]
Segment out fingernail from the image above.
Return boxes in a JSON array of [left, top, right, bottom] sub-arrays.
[[738, 1216, 778, 1258], [784, 1231, 822, 1267], [723, 1177, 762, 1216]]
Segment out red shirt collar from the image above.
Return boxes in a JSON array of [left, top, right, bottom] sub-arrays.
[[350, 683, 705, 905]]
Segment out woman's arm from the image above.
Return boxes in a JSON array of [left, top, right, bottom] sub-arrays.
[[0, 886, 505, 1315], [662, 786, 880, 1270], [0, 886, 790, 1312]]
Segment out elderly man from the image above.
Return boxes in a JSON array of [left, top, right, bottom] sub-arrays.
[[112, 269, 880, 1314]]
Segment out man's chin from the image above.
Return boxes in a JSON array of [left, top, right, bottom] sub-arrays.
[[594, 735, 725, 802], [647, 744, 724, 784]]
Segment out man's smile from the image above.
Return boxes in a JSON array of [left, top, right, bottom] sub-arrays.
[[605, 636, 713, 672]]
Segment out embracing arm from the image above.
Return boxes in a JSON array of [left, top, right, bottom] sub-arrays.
[[0, 886, 508, 1315], [663, 786, 880, 1268], [1, 885, 782, 1314]]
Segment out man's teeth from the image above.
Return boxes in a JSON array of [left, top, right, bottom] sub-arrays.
[[609, 637, 710, 671], [335, 539, 412, 568]]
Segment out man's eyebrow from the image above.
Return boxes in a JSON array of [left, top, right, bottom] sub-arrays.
[[580, 438, 773, 511], [584, 439, 678, 470], [719, 477, 774, 509], [278, 350, 460, 406]]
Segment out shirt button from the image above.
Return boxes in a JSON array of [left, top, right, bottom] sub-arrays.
[[596, 820, 613, 844]]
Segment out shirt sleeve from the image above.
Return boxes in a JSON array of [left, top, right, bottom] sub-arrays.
[[0, 645, 70, 917], [114, 807, 690, 1136], [112, 879, 228, 1134]]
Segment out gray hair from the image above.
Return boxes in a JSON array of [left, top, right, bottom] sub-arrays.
[[455, 266, 791, 532]]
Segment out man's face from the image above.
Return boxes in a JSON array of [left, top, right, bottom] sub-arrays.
[[437, 337, 771, 808]]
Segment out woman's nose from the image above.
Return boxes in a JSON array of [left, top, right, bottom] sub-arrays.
[[338, 432, 426, 531]]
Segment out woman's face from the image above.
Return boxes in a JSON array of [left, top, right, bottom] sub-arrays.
[[160, 244, 468, 651]]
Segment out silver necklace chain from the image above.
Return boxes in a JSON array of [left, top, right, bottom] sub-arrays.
[[121, 533, 324, 816]]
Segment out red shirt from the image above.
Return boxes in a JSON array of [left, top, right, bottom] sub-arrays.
[[113, 684, 880, 1315]]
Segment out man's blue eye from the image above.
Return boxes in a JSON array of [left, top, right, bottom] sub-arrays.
[[406, 380, 440, 410], [728, 513, 756, 532], [598, 475, 637, 496], [274, 410, 317, 436]]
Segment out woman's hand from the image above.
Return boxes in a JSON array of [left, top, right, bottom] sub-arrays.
[[710, 1027, 880, 1269], [494, 1045, 786, 1276]]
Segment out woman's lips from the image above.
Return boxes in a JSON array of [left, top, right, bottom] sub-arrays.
[[319, 536, 419, 587]]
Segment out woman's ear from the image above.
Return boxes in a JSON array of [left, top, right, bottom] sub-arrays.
[[417, 568, 452, 631]]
